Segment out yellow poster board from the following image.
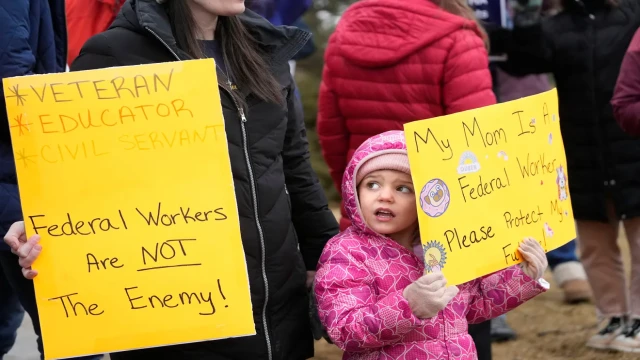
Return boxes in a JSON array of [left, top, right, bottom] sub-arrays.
[[404, 89, 575, 286], [3, 59, 255, 359]]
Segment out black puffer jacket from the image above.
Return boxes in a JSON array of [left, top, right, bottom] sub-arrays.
[[70, 1, 338, 359], [493, 0, 640, 222]]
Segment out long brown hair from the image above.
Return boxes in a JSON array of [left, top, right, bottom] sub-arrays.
[[434, 0, 489, 49], [166, 1, 283, 105]]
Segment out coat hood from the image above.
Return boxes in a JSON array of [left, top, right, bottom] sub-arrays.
[[111, 0, 310, 63], [330, 0, 482, 68], [342, 131, 409, 235]]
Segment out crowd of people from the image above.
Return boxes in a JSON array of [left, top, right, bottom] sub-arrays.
[[1, 0, 640, 359]]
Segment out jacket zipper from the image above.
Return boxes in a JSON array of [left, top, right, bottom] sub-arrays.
[[235, 92, 274, 360], [146, 26, 274, 360]]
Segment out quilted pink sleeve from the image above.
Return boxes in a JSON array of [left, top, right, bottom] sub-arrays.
[[314, 238, 423, 352], [464, 265, 548, 324]]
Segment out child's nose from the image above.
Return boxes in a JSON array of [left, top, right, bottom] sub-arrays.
[[378, 186, 394, 202]]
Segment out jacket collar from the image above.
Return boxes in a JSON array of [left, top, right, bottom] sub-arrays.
[[114, 0, 310, 65]]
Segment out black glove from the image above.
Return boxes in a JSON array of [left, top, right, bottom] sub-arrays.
[[308, 288, 332, 344]]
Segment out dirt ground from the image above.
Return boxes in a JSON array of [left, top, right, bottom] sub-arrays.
[[313, 209, 640, 360]]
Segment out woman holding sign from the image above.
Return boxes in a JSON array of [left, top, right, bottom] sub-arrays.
[[3, 0, 339, 359], [492, 0, 640, 352]]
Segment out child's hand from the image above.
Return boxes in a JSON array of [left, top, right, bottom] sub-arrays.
[[518, 238, 548, 280], [403, 272, 459, 319]]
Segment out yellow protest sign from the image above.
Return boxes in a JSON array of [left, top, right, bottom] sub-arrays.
[[3, 59, 255, 359], [404, 89, 575, 286]]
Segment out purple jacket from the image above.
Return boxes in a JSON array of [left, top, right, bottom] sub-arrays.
[[612, 28, 640, 136], [315, 131, 548, 359]]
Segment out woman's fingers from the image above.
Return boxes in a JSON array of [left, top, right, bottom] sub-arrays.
[[22, 268, 38, 280], [17, 237, 42, 269], [4, 221, 27, 253], [6, 225, 43, 280]]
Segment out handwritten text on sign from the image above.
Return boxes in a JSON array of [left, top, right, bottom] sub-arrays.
[[4, 60, 254, 360], [404, 89, 575, 286]]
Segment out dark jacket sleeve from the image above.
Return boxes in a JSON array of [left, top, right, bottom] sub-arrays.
[[490, 21, 554, 76], [70, 33, 121, 71], [0, 2, 35, 248], [283, 77, 339, 270], [612, 29, 640, 136]]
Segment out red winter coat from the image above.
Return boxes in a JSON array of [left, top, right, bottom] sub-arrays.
[[66, 0, 124, 65], [317, 0, 496, 230], [612, 28, 640, 137]]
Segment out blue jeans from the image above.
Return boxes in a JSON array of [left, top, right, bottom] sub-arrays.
[[0, 251, 102, 360], [547, 239, 579, 270], [0, 261, 24, 356]]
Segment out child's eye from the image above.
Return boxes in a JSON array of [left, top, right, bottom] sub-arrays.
[[397, 186, 413, 193], [367, 182, 380, 190]]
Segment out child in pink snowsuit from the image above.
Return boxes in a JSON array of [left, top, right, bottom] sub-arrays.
[[315, 130, 550, 359]]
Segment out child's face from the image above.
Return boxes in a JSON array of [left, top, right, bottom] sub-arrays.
[[358, 170, 418, 243]]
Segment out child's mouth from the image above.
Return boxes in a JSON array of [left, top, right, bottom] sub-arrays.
[[375, 208, 395, 220]]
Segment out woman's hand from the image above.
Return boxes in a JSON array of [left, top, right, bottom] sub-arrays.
[[403, 272, 459, 319], [3, 221, 41, 279], [518, 237, 548, 280]]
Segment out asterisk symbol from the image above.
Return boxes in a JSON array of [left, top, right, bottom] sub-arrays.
[[10, 114, 32, 136], [6, 84, 28, 106], [14, 148, 37, 168]]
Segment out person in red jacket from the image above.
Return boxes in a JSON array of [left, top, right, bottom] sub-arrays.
[[317, 0, 495, 358], [66, 0, 124, 65], [613, 28, 640, 136], [318, 0, 494, 230]]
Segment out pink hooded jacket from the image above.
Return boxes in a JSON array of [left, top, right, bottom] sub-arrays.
[[315, 131, 548, 360]]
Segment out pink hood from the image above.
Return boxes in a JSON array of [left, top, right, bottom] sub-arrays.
[[315, 131, 548, 359], [342, 130, 409, 238]]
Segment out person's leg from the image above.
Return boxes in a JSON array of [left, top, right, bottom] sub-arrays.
[[628, 218, 640, 323], [0, 256, 24, 356], [469, 321, 492, 360], [610, 217, 640, 352], [0, 251, 103, 360], [547, 240, 591, 304], [490, 314, 516, 343], [578, 204, 627, 349], [0, 250, 45, 358], [547, 240, 578, 269]]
